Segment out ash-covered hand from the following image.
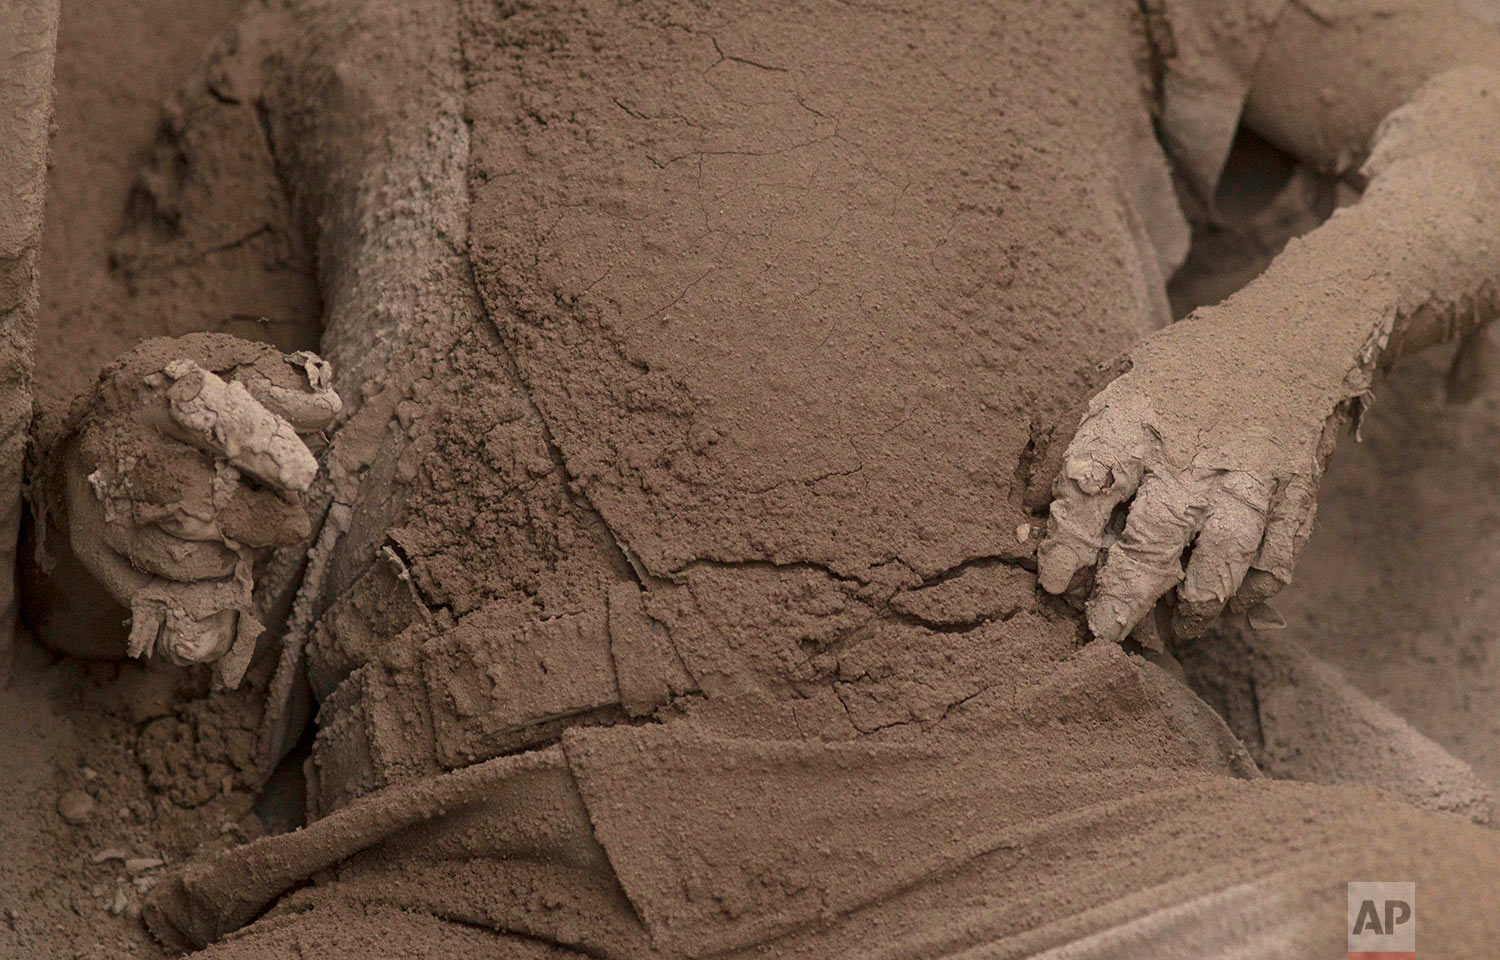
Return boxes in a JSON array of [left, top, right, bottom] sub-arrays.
[[1036, 317, 1356, 644], [47, 334, 340, 687]]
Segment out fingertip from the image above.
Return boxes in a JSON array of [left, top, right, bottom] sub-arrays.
[[1175, 555, 1245, 639], [1086, 593, 1131, 643], [1036, 539, 1084, 594], [160, 611, 236, 667], [1233, 567, 1288, 609], [277, 448, 319, 493], [1171, 596, 1223, 640]]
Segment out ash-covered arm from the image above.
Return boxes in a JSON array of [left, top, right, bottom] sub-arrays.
[[1242, 0, 1500, 364], [1038, 2, 1500, 644], [256, 0, 476, 414]]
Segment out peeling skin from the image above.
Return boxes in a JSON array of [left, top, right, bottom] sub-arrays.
[[240, 351, 343, 433]]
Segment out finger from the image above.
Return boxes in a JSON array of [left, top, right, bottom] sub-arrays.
[[159, 607, 238, 667], [1173, 471, 1273, 639], [1038, 454, 1144, 594], [233, 351, 342, 435], [1038, 397, 1155, 594], [1087, 472, 1207, 642], [123, 527, 240, 581], [213, 610, 263, 690], [64, 460, 152, 606], [1233, 473, 1319, 609], [129, 573, 253, 667], [215, 475, 312, 548], [157, 360, 319, 492], [1037, 408, 1152, 586]]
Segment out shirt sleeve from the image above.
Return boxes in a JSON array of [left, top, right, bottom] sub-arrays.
[[1151, 0, 1291, 202]]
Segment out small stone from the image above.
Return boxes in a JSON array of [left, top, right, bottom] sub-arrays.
[[108, 888, 128, 917], [57, 790, 95, 826], [123, 858, 163, 874], [90, 848, 126, 864], [1015, 523, 1031, 544], [1247, 601, 1288, 632], [81, 768, 98, 782]]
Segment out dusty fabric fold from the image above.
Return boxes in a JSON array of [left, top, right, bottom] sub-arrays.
[[561, 718, 1205, 958]]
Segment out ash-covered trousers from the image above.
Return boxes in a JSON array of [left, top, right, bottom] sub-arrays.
[[155, 644, 1500, 959]]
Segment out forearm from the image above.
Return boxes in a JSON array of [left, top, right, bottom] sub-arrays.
[[1207, 1, 1500, 371], [260, 0, 472, 413], [1198, 66, 1500, 396], [1360, 66, 1500, 362]]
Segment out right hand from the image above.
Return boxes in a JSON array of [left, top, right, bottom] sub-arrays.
[[1036, 314, 1353, 645], [50, 334, 339, 685]]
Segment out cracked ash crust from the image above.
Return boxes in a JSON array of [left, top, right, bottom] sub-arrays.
[[462, 0, 1164, 586]]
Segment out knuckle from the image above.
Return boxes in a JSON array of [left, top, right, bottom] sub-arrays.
[[1063, 457, 1113, 495]]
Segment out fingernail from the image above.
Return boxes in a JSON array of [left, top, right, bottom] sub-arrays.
[[1037, 543, 1081, 594]]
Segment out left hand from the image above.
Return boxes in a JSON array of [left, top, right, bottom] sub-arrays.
[[46, 334, 341, 685]]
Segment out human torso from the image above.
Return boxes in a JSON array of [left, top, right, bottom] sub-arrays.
[[307, 0, 1190, 811], [468, 0, 1175, 584]]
